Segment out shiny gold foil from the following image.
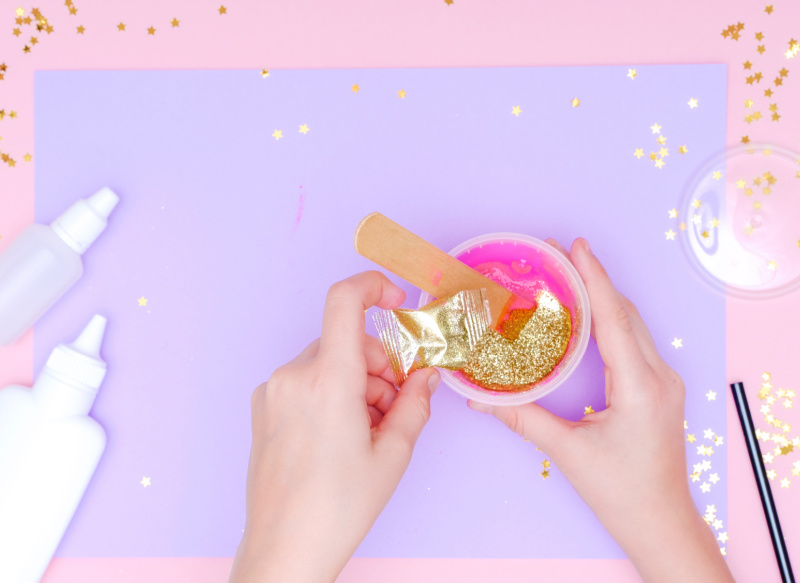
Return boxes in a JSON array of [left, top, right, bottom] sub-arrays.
[[463, 290, 571, 392], [374, 290, 490, 385]]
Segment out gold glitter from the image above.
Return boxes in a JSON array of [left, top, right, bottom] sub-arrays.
[[375, 290, 490, 385], [463, 291, 571, 392], [634, 148, 644, 159], [688, 98, 698, 109], [398, 89, 407, 98], [571, 97, 580, 107], [512, 106, 521, 116], [627, 69, 637, 80]]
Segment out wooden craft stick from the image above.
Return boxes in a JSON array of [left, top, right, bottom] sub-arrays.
[[354, 212, 518, 328]]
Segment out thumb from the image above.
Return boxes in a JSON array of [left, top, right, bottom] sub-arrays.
[[468, 400, 573, 456], [376, 368, 440, 456]]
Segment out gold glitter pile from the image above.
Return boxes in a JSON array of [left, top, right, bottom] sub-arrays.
[[755, 371, 799, 489], [463, 290, 571, 392]]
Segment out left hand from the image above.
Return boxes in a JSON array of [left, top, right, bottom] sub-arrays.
[[229, 271, 440, 583]]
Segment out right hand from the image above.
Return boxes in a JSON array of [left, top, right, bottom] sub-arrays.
[[468, 238, 735, 583]]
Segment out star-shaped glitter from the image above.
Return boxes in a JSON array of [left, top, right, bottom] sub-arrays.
[[687, 434, 697, 443], [765, 5, 773, 14], [657, 135, 667, 145], [665, 229, 676, 241], [756, 32, 764, 41], [700, 482, 711, 493], [742, 136, 750, 144], [743, 61, 752, 70], [218, 5, 228, 14], [668, 208, 677, 218], [15, 7, 24, 16], [718, 532, 729, 543], [650, 123, 662, 134], [692, 199, 701, 209], [627, 69, 637, 80], [654, 159, 665, 169], [764, 88, 773, 97], [511, 106, 521, 116], [299, 124, 310, 134], [398, 89, 407, 99], [634, 148, 644, 159], [780, 478, 790, 488], [709, 473, 720, 484], [706, 390, 717, 401], [117, 22, 126, 31], [688, 98, 699, 109], [147, 26, 156, 35], [679, 145, 688, 155], [703, 428, 715, 440], [571, 97, 580, 107], [76, 25, 85, 34], [768, 260, 777, 271], [584, 405, 595, 414], [171, 18, 180, 27], [140, 476, 151, 488], [541, 469, 550, 479], [712, 170, 722, 180], [272, 130, 283, 140], [352, 84, 360, 92], [757, 45, 766, 54], [744, 99, 754, 109], [671, 338, 683, 349], [24, 153, 32, 162], [260, 69, 270, 78], [138, 296, 148, 307]]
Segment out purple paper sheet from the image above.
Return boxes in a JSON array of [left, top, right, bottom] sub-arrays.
[[33, 65, 726, 558]]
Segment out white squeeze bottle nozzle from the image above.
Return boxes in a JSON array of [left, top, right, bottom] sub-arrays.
[[0, 187, 119, 346], [0, 315, 109, 583]]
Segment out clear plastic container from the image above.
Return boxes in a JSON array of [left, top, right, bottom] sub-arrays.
[[418, 233, 591, 406]]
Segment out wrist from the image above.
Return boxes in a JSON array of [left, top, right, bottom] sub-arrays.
[[229, 532, 343, 583]]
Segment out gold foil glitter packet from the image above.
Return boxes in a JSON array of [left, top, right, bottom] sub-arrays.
[[374, 289, 491, 385], [463, 290, 571, 392]]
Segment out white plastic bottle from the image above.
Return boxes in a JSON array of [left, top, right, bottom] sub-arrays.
[[0, 315, 109, 583], [0, 187, 119, 345]]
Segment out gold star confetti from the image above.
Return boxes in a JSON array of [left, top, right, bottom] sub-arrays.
[[541, 469, 550, 479], [688, 98, 698, 109], [659, 147, 668, 157], [654, 159, 665, 169], [634, 148, 644, 159], [218, 5, 227, 14], [398, 89, 407, 99], [753, 201, 762, 210], [700, 482, 711, 493], [260, 69, 270, 78], [671, 338, 683, 349], [756, 32, 764, 41], [650, 123, 661, 134], [627, 69, 637, 80], [15, 7, 24, 17], [679, 145, 688, 155], [13, 28, 21, 37], [743, 61, 752, 70], [571, 97, 580, 107], [687, 434, 697, 443], [299, 124, 309, 134], [744, 99, 754, 109], [763, 372, 772, 381], [147, 26, 156, 35], [137, 296, 148, 307], [765, 5, 773, 14], [772, 113, 781, 121], [668, 208, 677, 218], [352, 84, 360, 92], [140, 476, 151, 488], [757, 45, 766, 54], [444, 0, 454, 5], [657, 135, 667, 145], [744, 224, 754, 235], [68, 6, 76, 15], [171, 18, 180, 27], [742, 136, 750, 144], [511, 106, 521, 116], [764, 88, 773, 97], [665, 229, 676, 241], [76, 25, 85, 34], [679, 222, 687, 231], [23, 153, 31, 162], [692, 199, 701, 209], [712, 170, 722, 180], [117, 22, 125, 31], [584, 405, 595, 414], [272, 129, 283, 140], [736, 178, 746, 188], [767, 260, 777, 271], [780, 478, 790, 488], [711, 218, 719, 228], [706, 390, 717, 401]]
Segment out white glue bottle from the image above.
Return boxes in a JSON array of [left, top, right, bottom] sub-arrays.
[[0, 187, 119, 345], [0, 314, 109, 583]]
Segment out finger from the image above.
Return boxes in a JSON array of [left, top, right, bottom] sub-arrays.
[[618, 294, 664, 368], [366, 374, 398, 414], [367, 405, 384, 427], [568, 239, 648, 376], [375, 368, 440, 456], [320, 271, 405, 362], [468, 400, 573, 456], [365, 335, 396, 384], [545, 238, 571, 260]]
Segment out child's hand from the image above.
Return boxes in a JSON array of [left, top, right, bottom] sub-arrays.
[[469, 239, 735, 583], [229, 271, 440, 583]]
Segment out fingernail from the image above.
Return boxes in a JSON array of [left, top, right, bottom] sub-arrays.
[[582, 239, 591, 254], [428, 371, 441, 395], [468, 400, 493, 414]]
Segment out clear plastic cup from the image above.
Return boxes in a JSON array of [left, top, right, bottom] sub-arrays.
[[418, 233, 591, 406]]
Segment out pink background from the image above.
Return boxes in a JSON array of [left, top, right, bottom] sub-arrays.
[[1, 1, 798, 581]]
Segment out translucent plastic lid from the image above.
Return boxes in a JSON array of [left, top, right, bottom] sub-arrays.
[[678, 144, 800, 299]]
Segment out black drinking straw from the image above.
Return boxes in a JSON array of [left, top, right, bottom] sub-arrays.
[[730, 382, 795, 583]]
